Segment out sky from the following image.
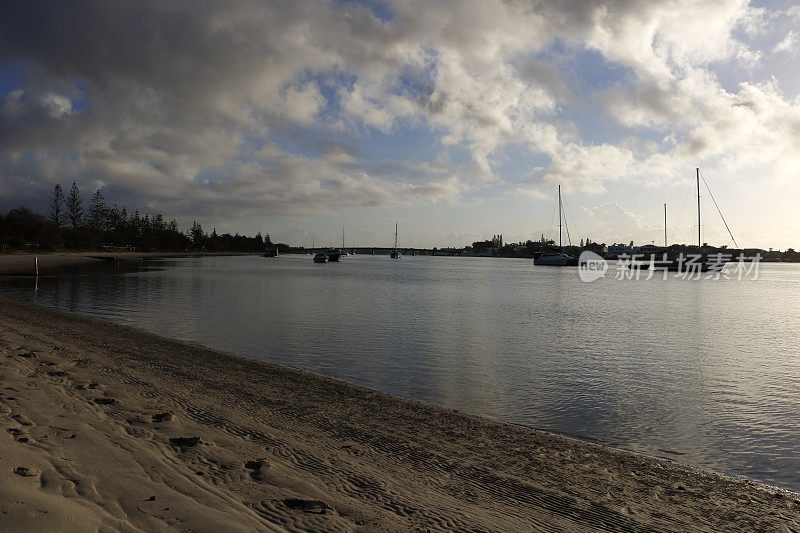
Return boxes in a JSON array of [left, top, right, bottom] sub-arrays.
[[1, 0, 799, 250]]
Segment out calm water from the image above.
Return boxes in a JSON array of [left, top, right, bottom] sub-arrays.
[[2, 255, 799, 491]]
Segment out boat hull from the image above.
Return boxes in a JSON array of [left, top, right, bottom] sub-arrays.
[[534, 254, 577, 266], [628, 260, 726, 272]]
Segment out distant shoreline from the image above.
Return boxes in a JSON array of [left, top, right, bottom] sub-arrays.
[[1, 251, 796, 278], [0, 295, 798, 531]]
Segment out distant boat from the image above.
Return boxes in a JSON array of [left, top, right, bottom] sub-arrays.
[[673, 168, 730, 272], [323, 248, 341, 262], [535, 252, 577, 266], [391, 223, 401, 259], [339, 227, 349, 257], [534, 185, 577, 266], [630, 168, 732, 273], [313, 253, 328, 263], [262, 248, 279, 258]]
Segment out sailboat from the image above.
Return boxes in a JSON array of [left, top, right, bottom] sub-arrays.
[[534, 185, 577, 266], [390, 223, 401, 259], [339, 226, 349, 257], [665, 168, 728, 272], [637, 169, 729, 273]]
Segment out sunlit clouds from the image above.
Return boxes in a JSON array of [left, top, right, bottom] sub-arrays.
[[0, 1, 798, 247]]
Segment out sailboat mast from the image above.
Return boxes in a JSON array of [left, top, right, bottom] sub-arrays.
[[664, 203, 667, 248], [558, 184, 562, 251], [696, 168, 701, 251], [394, 223, 398, 250], [342, 226, 345, 249]]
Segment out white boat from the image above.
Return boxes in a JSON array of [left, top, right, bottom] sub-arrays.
[[534, 185, 576, 266], [535, 252, 576, 266]]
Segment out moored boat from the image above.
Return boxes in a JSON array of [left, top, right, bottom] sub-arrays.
[[391, 223, 401, 259], [534, 185, 576, 267]]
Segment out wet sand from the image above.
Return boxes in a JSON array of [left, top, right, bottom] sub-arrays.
[[0, 295, 799, 531]]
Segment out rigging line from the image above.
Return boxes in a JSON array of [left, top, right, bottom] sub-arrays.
[[561, 196, 577, 247], [543, 197, 556, 242], [700, 170, 739, 249], [675, 179, 693, 243]]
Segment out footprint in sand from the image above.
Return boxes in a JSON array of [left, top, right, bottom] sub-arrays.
[[283, 498, 335, 515], [13, 466, 40, 477], [169, 436, 203, 449], [152, 412, 174, 423], [93, 397, 118, 406], [6, 427, 31, 443], [11, 414, 34, 426], [244, 459, 270, 480], [0, 402, 10, 414]]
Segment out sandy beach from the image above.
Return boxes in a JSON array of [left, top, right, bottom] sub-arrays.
[[1, 296, 799, 532]]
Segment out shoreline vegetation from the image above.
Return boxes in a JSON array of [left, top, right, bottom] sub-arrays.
[[1, 280, 799, 529], [3, 193, 800, 262]]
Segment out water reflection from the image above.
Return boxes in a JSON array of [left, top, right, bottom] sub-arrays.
[[1, 255, 799, 491]]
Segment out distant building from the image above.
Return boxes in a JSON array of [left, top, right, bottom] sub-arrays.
[[607, 243, 634, 256]]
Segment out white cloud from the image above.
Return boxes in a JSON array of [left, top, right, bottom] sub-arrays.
[[0, 0, 797, 244], [583, 202, 657, 244], [39, 93, 73, 118], [773, 30, 799, 56]]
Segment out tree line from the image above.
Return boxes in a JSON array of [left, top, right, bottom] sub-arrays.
[[0, 182, 271, 253]]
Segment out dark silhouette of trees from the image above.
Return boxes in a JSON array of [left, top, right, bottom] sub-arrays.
[[0, 187, 282, 253], [49, 183, 65, 228], [67, 181, 84, 228], [190, 221, 205, 249], [2, 207, 62, 249]]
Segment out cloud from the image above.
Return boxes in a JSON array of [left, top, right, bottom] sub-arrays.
[[583, 202, 657, 244], [0, 0, 797, 236], [39, 93, 73, 118], [773, 30, 799, 56]]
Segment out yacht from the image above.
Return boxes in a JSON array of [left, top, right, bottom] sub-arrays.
[[534, 185, 577, 267], [390, 223, 401, 259]]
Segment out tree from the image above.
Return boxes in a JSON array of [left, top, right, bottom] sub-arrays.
[[190, 221, 205, 248], [66, 181, 83, 228], [49, 183, 65, 227], [87, 189, 108, 231]]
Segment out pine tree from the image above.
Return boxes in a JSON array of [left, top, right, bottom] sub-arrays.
[[66, 181, 83, 228], [132, 209, 141, 235], [190, 221, 205, 248], [152, 213, 165, 232], [87, 190, 108, 231], [49, 183, 65, 227]]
